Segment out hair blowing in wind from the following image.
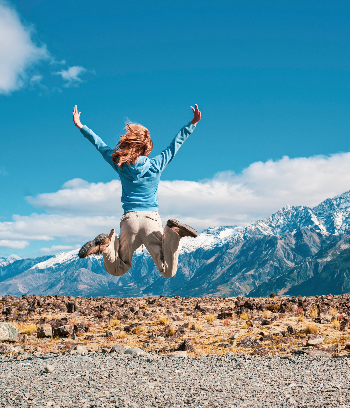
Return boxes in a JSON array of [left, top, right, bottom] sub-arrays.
[[112, 123, 153, 167]]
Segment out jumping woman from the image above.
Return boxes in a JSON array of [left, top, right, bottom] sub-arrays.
[[72, 104, 201, 279]]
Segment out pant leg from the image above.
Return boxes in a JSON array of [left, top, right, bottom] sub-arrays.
[[102, 212, 142, 277], [139, 212, 181, 279]]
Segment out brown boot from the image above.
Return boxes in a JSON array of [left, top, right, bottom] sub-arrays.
[[78, 233, 111, 259], [166, 219, 198, 238]]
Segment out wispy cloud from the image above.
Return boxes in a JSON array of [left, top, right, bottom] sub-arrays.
[[40, 244, 78, 253], [52, 66, 89, 88], [0, 1, 92, 94], [0, 0, 48, 94]]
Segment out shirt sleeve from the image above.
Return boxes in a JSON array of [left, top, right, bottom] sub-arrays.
[[80, 125, 118, 171], [151, 122, 196, 172]]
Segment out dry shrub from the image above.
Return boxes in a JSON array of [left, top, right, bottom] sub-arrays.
[[241, 323, 248, 329], [110, 319, 120, 327], [158, 315, 168, 325], [297, 312, 305, 322], [223, 319, 231, 327], [269, 293, 276, 298], [117, 331, 127, 339], [194, 323, 203, 332], [132, 325, 145, 335], [12, 322, 37, 335], [140, 305, 149, 310], [295, 307, 304, 315], [240, 313, 249, 321], [166, 326, 176, 337], [304, 323, 318, 334], [309, 309, 318, 318], [262, 310, 271, 319], [195, 311, 202, 318], [330, 308, 338, 316], [205, 314, 215, 322], [331, 319, 340, 329], [267, 305, 280, 313]]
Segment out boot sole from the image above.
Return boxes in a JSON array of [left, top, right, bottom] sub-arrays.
[[167, 219, 198, 238], [78, 233, 109, 259]]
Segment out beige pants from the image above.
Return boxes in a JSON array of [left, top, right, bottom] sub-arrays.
[[102, 211, 181, 279]]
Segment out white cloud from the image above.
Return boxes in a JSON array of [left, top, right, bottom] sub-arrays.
[[0, 151, 349, 249], [0, 240, 29, 249], [26, 152, 350, 232], [40, 244, 78, 253], [0, 1, 91, 93], [52, 66, 88, 87], [0, 0, 48, 94]]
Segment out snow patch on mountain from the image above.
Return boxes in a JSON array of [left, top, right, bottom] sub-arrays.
[[0, 254, 22, 268]]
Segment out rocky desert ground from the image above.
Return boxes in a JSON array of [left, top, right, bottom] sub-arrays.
[[1, 293, 350, 357]]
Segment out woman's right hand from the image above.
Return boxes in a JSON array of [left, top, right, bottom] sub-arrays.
[[73, 105, 83, 129]]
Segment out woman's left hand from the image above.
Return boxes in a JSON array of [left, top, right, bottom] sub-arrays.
[[191, 104, 201, 125]]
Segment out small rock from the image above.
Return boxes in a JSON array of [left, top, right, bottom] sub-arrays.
[[105, 330, 113, 337], [287, 325, 295, 335], [237, 336, 261, 348], [124, 347, 147, 357], [73, 323, 89, 334], [177, 340, 195, 352], [53, 325, 73, 338], [37, 324, 53, 338], [101, 348, 110, 353], [110, 345, 129, 354], [73, 345, 89, 355], [307, 335, 324, 346], [44, 364, 54, 373], [0, 344, 13, 354], [230, 332, 239, 340], [261, 319, 271, 325], [306, 349, 331, 358], [123, 323, 140, 333], [0, 323, 18, 342], [168, 351, 188, 358]]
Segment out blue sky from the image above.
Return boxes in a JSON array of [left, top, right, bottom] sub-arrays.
[[2, 0, 350, 258]]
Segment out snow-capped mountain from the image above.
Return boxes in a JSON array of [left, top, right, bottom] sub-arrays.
[[2, 189, 350, 297], [0, 254, 21, 269]]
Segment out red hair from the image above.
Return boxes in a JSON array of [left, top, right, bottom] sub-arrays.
[[112, 123, 153, 167]]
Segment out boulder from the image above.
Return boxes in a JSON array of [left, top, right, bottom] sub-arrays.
[[37, 324, 52, 338], [237, 336, 261, 348], [177, 339, 195, 352], [73, 323, 89, 334], [307, 335, 324, 346], [53, 325, 73, 338], [73, 345, 89, 355], [124, 347, 148, 356], [168, 351, 187, 358], [110, 345, 129, 354], [0, 323, 18, 342]]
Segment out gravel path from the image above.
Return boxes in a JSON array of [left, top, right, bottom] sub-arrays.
[[1, 352, 350, 407]]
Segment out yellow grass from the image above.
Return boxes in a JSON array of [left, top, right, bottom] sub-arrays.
[[331, 319, 340, 329], [110, 319, 120, 327], [309, 309, 318, 318], [117, 331, 127, 339], [158, 315, 169, 325], [166, 326, 176, 337], [195, 311, 202, 318], [330, 308, 338, 316], [297, 312, 305, 322], [262, 310, 271, 319], [132, 325, 145, 335], [304, 323, 318, 334], [241, 323, 248, 329], [240, 313, 249, 321], [11, 322, 37, 335], [193, 323, 203, 332], [205, 314, 215, 322]]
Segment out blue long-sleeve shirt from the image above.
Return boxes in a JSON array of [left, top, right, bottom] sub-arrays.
[[80, 122, 196, 213]]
